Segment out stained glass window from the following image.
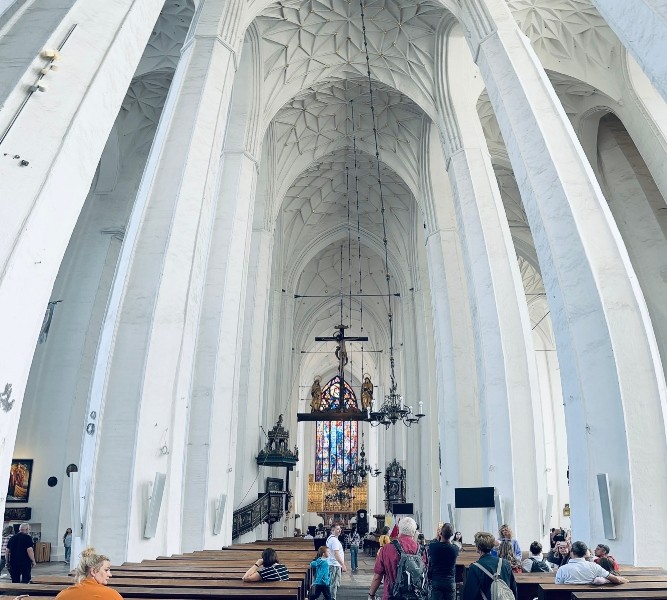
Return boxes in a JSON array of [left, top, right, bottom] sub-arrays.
[[314, 376, 359, 482], [319, 375, 358, 411]]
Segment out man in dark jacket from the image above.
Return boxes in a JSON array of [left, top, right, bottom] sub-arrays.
[[6, 523, 36, 583], [461, 531, 518, 600]]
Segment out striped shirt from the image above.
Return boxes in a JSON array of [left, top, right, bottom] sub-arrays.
[[1, 535, 10, 557], [258, 563, 289, 581]]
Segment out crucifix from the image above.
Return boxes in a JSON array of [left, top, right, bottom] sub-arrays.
[[315, 324, 368, 410]]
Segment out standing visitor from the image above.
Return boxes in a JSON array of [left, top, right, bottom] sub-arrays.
[[461, 532, 517, 600], [6, 523, 36, 583], [327, 523, 347, 600], [63, 528, 73, 563], [0, 525, 13, 578], [348, 527, 361, 573], [427, 523, 459, 600]]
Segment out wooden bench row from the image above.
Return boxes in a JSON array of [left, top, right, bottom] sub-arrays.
[[0, 540, 317, 600]]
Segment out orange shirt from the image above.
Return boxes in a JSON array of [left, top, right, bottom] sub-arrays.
[[55, 578, 123, 600]]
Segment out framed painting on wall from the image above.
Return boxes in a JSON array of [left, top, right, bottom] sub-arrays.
[[7, 459, 33, 503]]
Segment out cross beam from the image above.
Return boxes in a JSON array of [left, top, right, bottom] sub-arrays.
[[314, 324, 368, 408]]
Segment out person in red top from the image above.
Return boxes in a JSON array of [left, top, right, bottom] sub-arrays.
[[594, 544, 620, 572], [368, 516, 423, 600]]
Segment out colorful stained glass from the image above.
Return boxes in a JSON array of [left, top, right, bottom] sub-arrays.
[[319, 375, 359, 410], [314, 376, 359, 482], [315, 420, 358, 481]]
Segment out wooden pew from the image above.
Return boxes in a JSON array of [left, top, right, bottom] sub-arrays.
[[572, 593, 667, 599], [30, 576, 303, 597], [515, 575, 667, 600], [538, 582, 667, 600], [0, 582, 300, 600]]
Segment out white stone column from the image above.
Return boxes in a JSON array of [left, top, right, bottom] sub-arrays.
[[437, 27, 546, 541], [590, 0, 667, 103], [82, 0, 242, 561], [411, 287, 440, 536], [233, 227, 274, 531], [0, 0, 165, 522], [181, 25, 262, 550], [423, 125, 481, 534], [461, 0, 667, 564]]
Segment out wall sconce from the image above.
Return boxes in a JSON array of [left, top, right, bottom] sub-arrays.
[[40, 49, 62, 60]]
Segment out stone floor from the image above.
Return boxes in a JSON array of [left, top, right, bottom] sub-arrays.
[[337, 553, 382, 600]]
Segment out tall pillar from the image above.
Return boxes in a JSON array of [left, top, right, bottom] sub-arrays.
[[412, 287, 440, 536], [182, 26, 262, 550], [461, 0, 667, 563], [590, 0, 667, 104], [0, 0, 165, 520], [423, 125, 481, 536], [81, 0, 242, 562], [437, 26, 546, 540], [233, 227, 274, 528]]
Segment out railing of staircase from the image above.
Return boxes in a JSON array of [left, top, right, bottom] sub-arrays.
[[232, 490, 286, 539]]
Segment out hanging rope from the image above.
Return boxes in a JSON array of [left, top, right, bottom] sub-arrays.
[[359, 0, 396, 390]]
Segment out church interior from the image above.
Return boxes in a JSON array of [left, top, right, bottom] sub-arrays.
[[1, 0, 667, 570]]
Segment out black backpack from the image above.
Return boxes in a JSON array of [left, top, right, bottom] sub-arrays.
[[529, 557, 550, 573], [389, 540, 427, 600]]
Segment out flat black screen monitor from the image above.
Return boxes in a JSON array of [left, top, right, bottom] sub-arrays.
[[454, 487, 495, 508], [392, 502, 414, 514]]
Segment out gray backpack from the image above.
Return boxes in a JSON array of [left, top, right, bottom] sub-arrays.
[[389, 540, 427, 600], [473, 558, 515, 600]]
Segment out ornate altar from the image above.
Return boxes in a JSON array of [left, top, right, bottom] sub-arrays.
[[384, 459, 406, 511], [307, 474, 367, 514]]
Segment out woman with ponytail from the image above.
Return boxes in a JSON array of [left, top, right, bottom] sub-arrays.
[[55, 548, 123, 600]]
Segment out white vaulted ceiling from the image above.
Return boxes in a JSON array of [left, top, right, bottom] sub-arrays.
[[257, 0, 444, 118], [255, 1, 434, 366]]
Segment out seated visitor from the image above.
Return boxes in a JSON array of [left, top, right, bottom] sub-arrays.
[[498, 540, 523, 574], [55, 548, 123, 600], [310, 546, 332, 600], [554, 541, 627, 585], [597, 556, 620, 576], [452, 531, 463, 550], [498, 524, 522, 558], [594, 544, 620, 571], [242, 548, 289, 582], [522, 541, 552, 573], [547, 541, 571, 568], [461, 532, 518, 600]]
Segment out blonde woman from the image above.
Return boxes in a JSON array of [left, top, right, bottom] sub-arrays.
[[55, 548, 122, 600]]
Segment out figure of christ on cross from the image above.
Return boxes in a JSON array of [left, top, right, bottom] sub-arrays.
[[315, 324, 368, 410]]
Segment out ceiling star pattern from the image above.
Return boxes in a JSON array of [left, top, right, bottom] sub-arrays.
[[258, 0, 442, 114], [281, 146, 413, 282], [135, 0, 195, 76], [506, 0, 616, 70], [274, 78, 424, 192], [120, 71, 174, 157]]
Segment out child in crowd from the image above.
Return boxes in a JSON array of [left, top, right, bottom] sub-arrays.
[[310, 545, 331, 600]]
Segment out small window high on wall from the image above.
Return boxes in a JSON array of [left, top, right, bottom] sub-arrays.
[[314, 375, 359, 482]]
